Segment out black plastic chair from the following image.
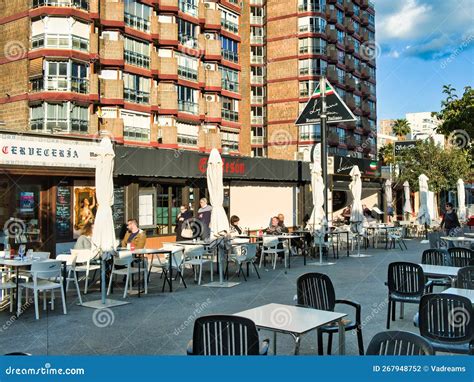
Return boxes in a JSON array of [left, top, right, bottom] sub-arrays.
[[366, 330, 434, 355], [456, 266, 474, 289], [297, 272, 364, 355], [419, 293, 474, 355], [386, 262, 431, 329], [421, 249, 452, 289], [448, 247, 474, 268], [4, 352, 31, 356], [187, 315, 269, 355]]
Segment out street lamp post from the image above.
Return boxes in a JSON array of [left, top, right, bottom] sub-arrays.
[[320, 76, 328, 219]]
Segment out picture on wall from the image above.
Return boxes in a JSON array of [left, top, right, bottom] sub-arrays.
[[73, 186, 96, 238]]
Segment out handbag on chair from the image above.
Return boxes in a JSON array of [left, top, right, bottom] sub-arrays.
[[181, 220, 194, 239]]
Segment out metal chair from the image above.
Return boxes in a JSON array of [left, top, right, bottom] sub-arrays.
[[227, 243, 260, 281], [387, 227, 408, 251], [456, 266, 474, 289], [448, 247, 474, 268], [259, 236, 283, 270], [386, 262, 431, 329], [187, 315, 269, 355], [297, 272, 364, 355], [366, 330, 434, 355], [148, 245, 187, 292], [56, 254, 82, 305], [71, 249, 100, 294], [419, 293, 474, 355], [421, 249, 452, 290]]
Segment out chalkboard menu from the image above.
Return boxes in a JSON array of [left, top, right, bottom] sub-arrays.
[[113, 186, 125, 234], [56, 185, 72, 238]]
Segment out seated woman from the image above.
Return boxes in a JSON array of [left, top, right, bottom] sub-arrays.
[[74, 222, 93, 250], [266, 216, 283, 235], [229, 215, 243, 237]]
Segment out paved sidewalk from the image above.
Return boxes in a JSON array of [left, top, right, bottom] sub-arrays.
[[0, 239, 434, 355]]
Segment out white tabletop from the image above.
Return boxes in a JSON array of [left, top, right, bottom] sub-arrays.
[[419, 264, 461, 277], [440, 236, 474, 242], [0, 258, 57, 267], [117, 248, 173, 256], [234, 303, 347, 335], [442, 288, 474, 303]]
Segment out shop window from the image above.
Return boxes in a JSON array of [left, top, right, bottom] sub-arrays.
[[138, 188, 156, 228], [156, 185, 183, 236]]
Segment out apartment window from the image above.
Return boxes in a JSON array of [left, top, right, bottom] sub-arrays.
[[299, 59, 327, 76], [177, 85, 198, 114], [368, 14, 375, 28], [251, 106, 265, 124], [156, 185, 183, 234], [31, 60, 88, 93], [124, 0, 151, 32], [121, 110, 150, 141], [250, 6, 265, 24], [31, 0, 89, 10], [219, 66, 239, 92], [250, 45, 265, 64], [251, 86, 265, 104], [177, 53, 198, 81], [251, 147, 266, 158], [220, 36, 239, 62], [353, 21, 360, 35], [124, 37, 150, 68], [353, 39, 360, 53], [337, 9, 344, 24], [337, 29, 344, 44], [335, 86, 345, 99], [221, 131, 239, 151], [178, 19, 198, 47], [179, 0, 198, 17], [298, 0, 325, 12], [222, 97, 239, 122], [30, 102, 88, 133], [354, 94, 361, 108], [299, 124, 321, 141], [354, 57, 360, 71], [337, 49, 345, 64], [31, 17, 89, 51], [298, 17, 326, 33], [251, 66, 265, 84], [299, 38, 326, 54], [368, 30, 375, 41], [299, 80, 316, 97], [250, 26, 265, 44], [354, 4, 360, 17], [336, 127, 345, 141], [220, 8, 239, 34], [177, 122, 199, 146], [336, 67, 345, 83], [123, 73, 150, 104], [251, 126, 266, 144], [368, 100, 376, 111]]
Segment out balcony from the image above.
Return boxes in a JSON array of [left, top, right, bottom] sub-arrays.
[[199, 129, 221, 151], [345, 57, 354, 72], [251, 136, 265, 145], [222, 109, 239, 122], [179, 100, 199, 115], [151, 54, 178, 78], [361, 103, 370, 115], [152, 123, 176, 145], [361, 67, 370, 80], [344, 37, 354, 53], [251, 75, 265, 85], [204, 100, 222, 119], [325, 9, 337, 24], [251, 35, 265, 44], [90, 32, 99, 55], [31, 33, 89, 52], [100, 0, 124, 23], [250, 55, 265, 64], [179, 0, 198, 17], [152, 84, 178, 111], [160, 0, 178, 11], [344, 19, 355, 34], [100, 79, 124, 100], [328, 133, 339, 146], [159, 22, 178, 43], [345, 75, 355, 91], [326, 67, 338, 83], [251, 95, 264, 104], [344, 0, 354, 15], [251, 116, 265, 125], [346, 135, 357, 149], [346, 122, 356, 131], [345, 95, 356, 109], [360, 0, 369, 9], [361, 30, 369, 42], [361, 13, 369, 26], [221, 19, 239, 34], [204, 69, 222, 88], [198, 35, 221, 58], [360, 82, 370, 97], [99, 38, 124, 62], [250, 16, 265, 25], [325, 27, 337, 43], [31, 75, 90, 94], [91, 115, 124, 140], [327, 46, 338, 63], [31, 0, 89, 10]]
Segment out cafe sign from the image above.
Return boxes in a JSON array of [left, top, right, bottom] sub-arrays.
[[0, 133, 100, 168], [198, 157, 246, 175]]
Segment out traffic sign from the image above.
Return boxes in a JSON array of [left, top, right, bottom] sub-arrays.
[[295, 81, 357, 125]]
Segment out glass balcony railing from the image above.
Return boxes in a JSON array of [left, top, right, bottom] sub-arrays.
[[221, 19, 239, 34], [31, 34, 89, 51], [124, 88, 150, 104], [30, 118, 88, 133], [222, 49, 239, 62], [178, 100, 198, 114], [124, 50, 150, 68], [177, 134, 198, 146], [124, 126, 150, 142], [221, 109, 239, 122], [31, 0, 88, 10], [222, 79, 239, 92], [179, 0, 198, 17], [178, 65, 198, 81], [31, 76, 89, 94], [124, 12, 150, 32]]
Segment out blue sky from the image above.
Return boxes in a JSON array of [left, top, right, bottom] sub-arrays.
[[374, 0, 474, 122]]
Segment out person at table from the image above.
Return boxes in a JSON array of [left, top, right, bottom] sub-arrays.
[[197, 198, 212, 239], [74, 222, 93, 250], [340, 205, 351, 225], [277, 213, 289, 233], [175, 205, 193, 241], [440, 202, 461, 236], [121, 219, 147, 249], [266, 216, 284, 235], [229, 215, 243, 237]]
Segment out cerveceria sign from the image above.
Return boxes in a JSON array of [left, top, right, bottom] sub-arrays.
[[0, 133, 99, 168], [295, 81, 357, 125]]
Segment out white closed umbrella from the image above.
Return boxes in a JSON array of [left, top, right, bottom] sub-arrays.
[[417, 173, 431, 242], [403, 181, 412, 216], [84, 137, 126, 309], [206, 149, 231, 286], [384, 179, 392, 221], [307, 147, 332, 266], [457, 179, 467, 221], [349, 166, 369, 257]]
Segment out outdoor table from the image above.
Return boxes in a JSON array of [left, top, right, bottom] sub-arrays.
[[366, 225, 394, 250], [440, 236, 474, 247], [328, 230, 350, 257], [234, 303, 347, 355], [117, 248, 174, 294], [419, 264, 461, 287], [442, 288, 474, 304], [0, 257, 67, 316]]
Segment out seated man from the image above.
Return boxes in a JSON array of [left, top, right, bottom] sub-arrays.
[[121, 219, 147, 249], [277, 213, 290, 234], [266, 216, 283, 235]]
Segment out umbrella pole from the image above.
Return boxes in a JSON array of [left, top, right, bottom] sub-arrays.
[[101, 250, 106, 305]]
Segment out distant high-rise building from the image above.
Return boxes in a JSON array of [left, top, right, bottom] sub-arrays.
[[406, 112, 444, 147], [379, 119, 396, 136]]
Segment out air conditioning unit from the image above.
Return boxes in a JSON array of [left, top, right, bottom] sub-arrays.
[[204, 2, 210, 8], [205, 33, 214, 40], [206, 95, 216, 102], [205, 63, 214, 70]]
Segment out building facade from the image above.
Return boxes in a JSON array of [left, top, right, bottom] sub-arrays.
[[406, 112, 444, 148]]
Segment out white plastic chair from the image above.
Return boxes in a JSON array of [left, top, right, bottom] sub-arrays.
[[18, 260, 66, 320], [0, 268, 16, 312], [56, 254, 82, 305], [71, 249, 100, 294], [183, 245, 213, 285], [148, 245, 186, 292], [259, 237, 283, 270], [228, 243, 260, 281], [107, 252, 148, 298]]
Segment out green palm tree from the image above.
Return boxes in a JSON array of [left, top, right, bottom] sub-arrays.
[[378, 143, 394, 164], [392, 119, 411, 139]]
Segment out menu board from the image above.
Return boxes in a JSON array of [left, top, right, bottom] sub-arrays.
[[56, 185, 72, 238], [113, 186, 125, 234]]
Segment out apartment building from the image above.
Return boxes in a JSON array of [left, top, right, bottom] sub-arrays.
[[406, 111, 445, 148]]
